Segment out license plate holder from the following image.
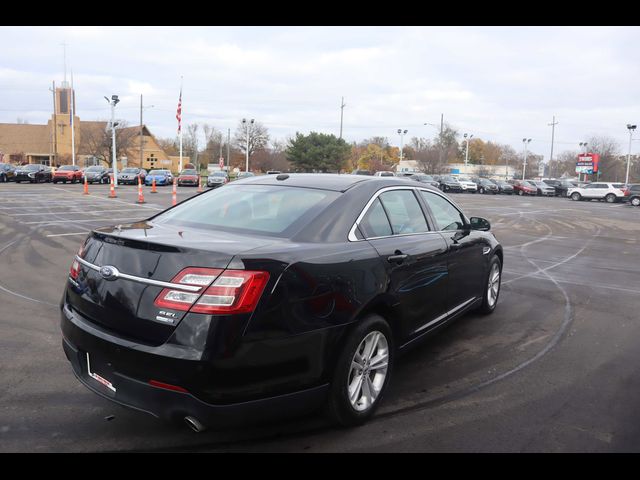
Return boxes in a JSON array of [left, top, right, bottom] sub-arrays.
[[85, 352, 117, 395]]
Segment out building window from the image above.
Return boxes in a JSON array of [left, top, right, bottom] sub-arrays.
[[59, 90, 68, 114]]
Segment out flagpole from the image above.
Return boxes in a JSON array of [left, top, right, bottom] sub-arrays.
[[178, 76, 183, 173], [71, 70, 76, 166]]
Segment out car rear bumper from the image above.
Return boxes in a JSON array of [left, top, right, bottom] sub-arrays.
[[60, 301, 330, 427]]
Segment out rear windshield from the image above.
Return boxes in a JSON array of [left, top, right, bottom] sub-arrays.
[[153, 184, 338, 237]]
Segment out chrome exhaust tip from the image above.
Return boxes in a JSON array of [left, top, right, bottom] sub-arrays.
[[184, 416, 207, 433]]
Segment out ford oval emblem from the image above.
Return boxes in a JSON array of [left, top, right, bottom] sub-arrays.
[[100, 265, 119, 281]]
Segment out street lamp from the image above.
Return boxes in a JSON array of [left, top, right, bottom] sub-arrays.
[[242, 118, 255, 173], [522, 138, 532, 180], [104, 95, 120, 186], [626, 124, 636, 186], [463, 133, 473, 171], [397, 129, 408, 163]]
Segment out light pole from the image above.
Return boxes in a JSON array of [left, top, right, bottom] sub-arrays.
[[397, 129, 408, 163], [626, 124, 636, 186], [579, 142, 588, 181], [105, 95, 120, 186], [522, 138, 531, 180], [463, 133, 473, 171], [139, 95, 154, 169], [242, 118, 254, 173]]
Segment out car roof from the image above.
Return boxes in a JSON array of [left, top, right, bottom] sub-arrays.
[[235, 173, 418, 192]]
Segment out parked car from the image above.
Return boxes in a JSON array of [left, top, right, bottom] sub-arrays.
[[410, 174, 439, 188], [351, 169, 372, 176], [494, 181, 514, 194], [511, 179, 537, 196], [206, 171, 229, 188], [177, 169, 200, 187], [438, 175, 463, 193], [374, 171, 395, 177], [235, 171, 254, 180], [529, 180, 555, 196], [0, 163, 16, 182], [542, 179, 577, 197], [473, 178, 499, 194], [144, 169, 173, 186], [52, 165, 83, 184], [61, 174, 502, 431], [456, 176, 478, 193], [117, 167, 147, 185], [624, 184, 640, 206], [567, 182, 627, 203], [14, 164, 52, 183], [82, 166, 110, 184], [266, 170, 282, 175]]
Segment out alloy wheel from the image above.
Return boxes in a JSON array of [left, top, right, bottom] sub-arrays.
[[347, 331, 389, 412], [487, 263, 500, 308]]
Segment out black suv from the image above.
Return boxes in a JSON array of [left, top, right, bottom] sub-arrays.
[[83, 166, 111, 184], [542, 179, 576, 197], [438, 175, 463, 193], [473, 178, 499, 194]]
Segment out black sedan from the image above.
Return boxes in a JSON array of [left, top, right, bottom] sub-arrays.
[[495, 181, 514, 194], [15, 164, 52, 183], [60, 174, 503, 431], [0, 162, 16, 182], [83, 166, 111, 184]]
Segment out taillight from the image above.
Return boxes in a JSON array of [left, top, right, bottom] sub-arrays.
[[154, 267, 223, 311], [69, 244, 85, 280], [190, 270, 269, 314], [153, 267, 269, 315]]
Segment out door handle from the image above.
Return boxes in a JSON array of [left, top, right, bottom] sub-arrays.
[[387, 254, 408, 264]]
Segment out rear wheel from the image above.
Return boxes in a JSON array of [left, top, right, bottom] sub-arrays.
[[631, 197, 640, 207], [571, 192, 582, 201], [518, 190, 524, 196], [478, 255, 501, 314], [325, 314, 394, 427], [605, 193, 616, 203]]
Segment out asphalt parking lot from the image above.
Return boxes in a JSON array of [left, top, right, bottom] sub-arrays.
[[1, 182, 639, 452]]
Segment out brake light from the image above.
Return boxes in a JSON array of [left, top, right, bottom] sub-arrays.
[[191, 270, 269, 314], [149, 379, 189, 394], [153, 267, 269, 315], [154, 267, 223, 311], [69, 244, 85, 280]]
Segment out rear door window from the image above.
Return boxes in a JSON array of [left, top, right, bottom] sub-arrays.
[[359, 198, 392, 238]]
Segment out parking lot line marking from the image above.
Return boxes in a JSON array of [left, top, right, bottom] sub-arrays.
[[24, 217, 144, 225], [49, 186, 164, 210], [8, 209, 146, 216], [45, 232, 90, 237]]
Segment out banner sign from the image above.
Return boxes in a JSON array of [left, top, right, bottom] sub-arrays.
[[576, 153, 600, 174]]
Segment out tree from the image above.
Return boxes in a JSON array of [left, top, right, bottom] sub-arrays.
[[286, 131, 351, 172], [234, 120, 269, 160], [250, 140, 291, 172], [80, 120, 137, 167], [357, 143, 400, 172], [585, 135, 621, 181], [156, 137, 179, 156]]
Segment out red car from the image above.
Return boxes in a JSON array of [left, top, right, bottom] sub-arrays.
[[53, 165, 83, 184], [177, 169, 200, 187], [512, 180, 537, 196]]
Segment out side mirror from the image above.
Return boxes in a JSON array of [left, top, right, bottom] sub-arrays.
[[469, 216, 491, 231]]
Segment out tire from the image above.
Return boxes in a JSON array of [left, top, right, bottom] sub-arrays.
[[478, 255, 502, 315], [631, 197, 640, 207], [605, 193, 616, 203], [571, 192, 581, 201], [479, 187, 484, 194], [518, 190, 524, 196], [325, 314, 394, 427]]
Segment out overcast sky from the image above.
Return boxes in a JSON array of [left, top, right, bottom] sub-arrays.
[[1, 26, 639, 159]]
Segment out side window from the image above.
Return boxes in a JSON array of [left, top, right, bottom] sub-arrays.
[[378, 190, 429, 235], [358, 198, 392, 238], [420, 191, 466, 231]]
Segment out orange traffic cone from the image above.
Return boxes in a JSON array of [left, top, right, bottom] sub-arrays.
[[83, 175, 89, 195], [172, 178, 177, 206], [137, 177, 146, 204], [150, 177, 157, 193], [197, 176, 203, 193], [109, 175, 117, 198]]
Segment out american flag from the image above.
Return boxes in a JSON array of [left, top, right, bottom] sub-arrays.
[[176, 88, 182, 133]]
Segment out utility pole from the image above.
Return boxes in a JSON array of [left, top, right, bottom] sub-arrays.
[[139, 94, 143, 168], [626, 124, 637, 185], [50, 81, 57, 166], [548, 116, 558, 177], [339, 97, 346, 139], [522, 138, 532, 180], [227, 128, 230, 171], [439, 113, 444, 164]]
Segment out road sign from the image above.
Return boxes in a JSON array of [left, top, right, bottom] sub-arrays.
[[538, 163, 545, 177], [576, 153, 600, 174]]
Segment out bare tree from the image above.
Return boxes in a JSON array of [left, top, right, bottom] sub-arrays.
[[80, 120, 137, 167], [234, 120, 269, 159]]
